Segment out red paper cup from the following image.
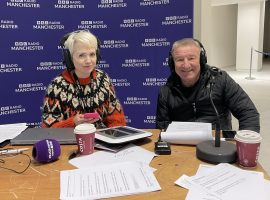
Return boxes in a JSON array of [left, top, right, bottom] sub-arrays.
[[234, 130, 262, 168], [74, 123, 96, 155]]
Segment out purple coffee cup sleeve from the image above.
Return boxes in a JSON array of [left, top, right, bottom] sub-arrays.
[[32, 139, 61, 163]]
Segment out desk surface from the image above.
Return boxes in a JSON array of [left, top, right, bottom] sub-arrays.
[[0, 129, 269, 200]]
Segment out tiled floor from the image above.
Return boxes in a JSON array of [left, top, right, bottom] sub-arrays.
[[223, 58, 270, 175]]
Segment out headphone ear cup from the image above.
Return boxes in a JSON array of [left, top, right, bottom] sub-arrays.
[[63, 49, 74, 71], [96, 48, 101, 64], [96, 37, 102, 64], [60, 33, 75, 71], [168, 51, 175, 72], [200, 50, 207, 67], [193, 39, 207, 67]]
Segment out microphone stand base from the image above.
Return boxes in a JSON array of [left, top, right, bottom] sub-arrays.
[[196, 140, 237, 164]]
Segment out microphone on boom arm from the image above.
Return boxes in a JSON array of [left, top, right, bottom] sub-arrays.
[[209, 67, 221, 147], [196, 67, 237, 164]]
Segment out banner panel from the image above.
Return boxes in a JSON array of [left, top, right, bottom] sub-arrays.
[[0, 0, 193, 128]]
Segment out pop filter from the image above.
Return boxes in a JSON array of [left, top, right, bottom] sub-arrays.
[[32, 139, 61, 163]]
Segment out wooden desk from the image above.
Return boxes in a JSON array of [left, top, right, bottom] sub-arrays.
[[0, 129, 269, 200]]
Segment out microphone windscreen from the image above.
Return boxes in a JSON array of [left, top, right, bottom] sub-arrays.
[[32, 139, 61, 163]]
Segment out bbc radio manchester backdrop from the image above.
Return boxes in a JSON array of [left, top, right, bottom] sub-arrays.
[[0, 0, 193, 128]]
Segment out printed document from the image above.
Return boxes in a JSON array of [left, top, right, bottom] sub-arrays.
[[60, 161, 161, 199], [69, 143, 156, 168], [175, 163, 270, 200]]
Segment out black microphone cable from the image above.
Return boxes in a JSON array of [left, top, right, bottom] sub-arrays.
[[0, 151, 31, 174]]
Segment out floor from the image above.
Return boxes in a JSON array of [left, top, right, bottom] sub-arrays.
[[223, 58, 270, 175]]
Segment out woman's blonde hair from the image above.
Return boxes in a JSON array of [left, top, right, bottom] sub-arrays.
[[64, 30, 98, 55]]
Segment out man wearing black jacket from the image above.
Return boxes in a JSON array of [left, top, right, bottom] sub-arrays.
[[156, 38, 260, 132]]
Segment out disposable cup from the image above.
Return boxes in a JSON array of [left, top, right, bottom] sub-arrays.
[[74, 123, 96, 155], [234, 130, 262, 168]]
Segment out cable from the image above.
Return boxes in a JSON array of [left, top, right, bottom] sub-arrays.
[[0, 152, 31, 174]]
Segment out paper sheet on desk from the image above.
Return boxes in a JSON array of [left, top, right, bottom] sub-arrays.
[[177, 163, 270, 200], [69, 143, 156, 169], [60, 161, 161, 200], [0, 123, 27, 143], [161, 122, 212, 145]]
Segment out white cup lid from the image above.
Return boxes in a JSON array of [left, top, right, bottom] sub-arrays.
[[234, 130, 262, 143], [74, 123, 96, 134]]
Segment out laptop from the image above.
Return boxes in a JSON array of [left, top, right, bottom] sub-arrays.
[[10, 128, 76, 145]]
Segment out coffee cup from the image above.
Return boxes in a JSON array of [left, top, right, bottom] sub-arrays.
[[234, 130, 262, 168], [74, 123, 96, 155]]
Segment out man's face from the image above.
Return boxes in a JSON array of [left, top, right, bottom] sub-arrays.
[[173, 44, 201, 87], [72, 41, 97, 78]]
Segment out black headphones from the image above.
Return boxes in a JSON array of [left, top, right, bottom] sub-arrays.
[[60, 30, 102, 71], [168, 38, 207, 72]]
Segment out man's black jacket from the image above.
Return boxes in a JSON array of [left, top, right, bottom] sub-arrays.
[[156, 64, 260, 132]]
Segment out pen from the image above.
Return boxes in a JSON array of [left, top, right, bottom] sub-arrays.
[[0, 148, 29, 155]]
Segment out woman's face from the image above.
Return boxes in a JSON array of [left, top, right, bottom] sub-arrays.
[[72, 41, 97, 78]]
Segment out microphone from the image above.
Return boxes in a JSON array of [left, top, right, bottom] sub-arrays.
[[209, 67, 221, 147], [32, 139, 61, 163], [196, 67, 237, 164]]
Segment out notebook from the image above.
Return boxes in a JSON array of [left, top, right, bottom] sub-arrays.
[[10, 128, 76, 145]]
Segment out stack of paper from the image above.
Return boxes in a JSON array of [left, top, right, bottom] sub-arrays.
[[60, 161, 161, 199], [61, 144, 160, 199], [175, 163, 270, 200], [161, 121, 212, 145]]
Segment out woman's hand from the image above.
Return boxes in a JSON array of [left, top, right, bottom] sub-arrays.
[[74, 113, 99, 126]]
